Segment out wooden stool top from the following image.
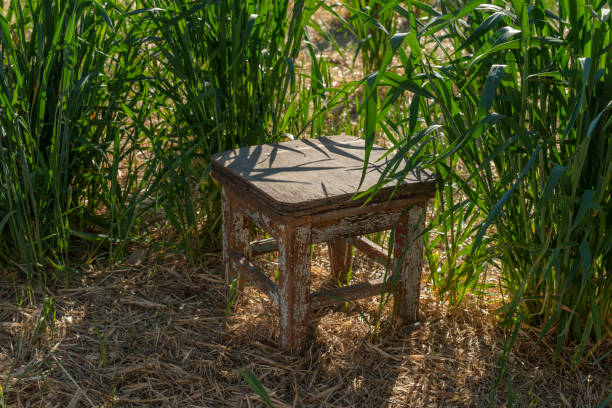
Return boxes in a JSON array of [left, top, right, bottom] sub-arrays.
[[211, 136, 435, 216]]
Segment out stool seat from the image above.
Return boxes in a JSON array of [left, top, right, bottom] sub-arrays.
[[211, 136, 435, 216], [211, 136, 436, 352]]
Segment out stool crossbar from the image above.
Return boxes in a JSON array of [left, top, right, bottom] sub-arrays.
[[211, 136, 435, 351]]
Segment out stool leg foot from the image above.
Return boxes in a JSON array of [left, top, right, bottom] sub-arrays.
[[278, 225, 311, 351], [328, 238, 352, 285], [222, 188, 249, 297], [393, 206, 426, 323]]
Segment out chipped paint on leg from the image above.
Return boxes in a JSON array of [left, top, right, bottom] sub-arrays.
[[278, 224, 312, 352], [222, 187, 249, 294], [222, 187, 233, 286], [393, 205, 426, 323]]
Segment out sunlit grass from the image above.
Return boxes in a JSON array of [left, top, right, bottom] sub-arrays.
[[0, 0, 157, 278], [361, 0, 611, 363]]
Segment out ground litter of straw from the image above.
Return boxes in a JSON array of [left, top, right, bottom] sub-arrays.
[[0, 242, 610, 407]]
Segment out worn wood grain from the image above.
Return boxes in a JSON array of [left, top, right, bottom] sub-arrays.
[[222, 188, 232, 285], [223, 186, 284, 236], [277, 224, 312, 351], [328, 238, 352, 285], [312, 211, 404, 243], [351, 236, 389, 267], [222, 187, 250, 292], [211, 136, 435, 216], [311, 278, 391, 309], [393, 206, 426, 323], [217, 137, 434, 352], [249, 237, 278, 257]]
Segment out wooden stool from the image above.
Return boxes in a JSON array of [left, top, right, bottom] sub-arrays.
[[211, 136, 435, 351]]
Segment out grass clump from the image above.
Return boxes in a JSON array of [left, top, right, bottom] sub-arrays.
[[140, 0, 324, 254], [0, 0, 327, 270], [0, 0, 157, 278], [363, 0, 611, 363]]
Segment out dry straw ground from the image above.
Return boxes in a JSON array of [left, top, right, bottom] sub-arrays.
[[0, 242, 610, 407]]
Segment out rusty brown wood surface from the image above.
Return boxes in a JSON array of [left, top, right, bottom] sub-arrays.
[[211, 136, 435, 216], [277, 224, 312, 351], [328, 238, 352, 285], [351, 236, 389, 266], [221, 170, 430, 232], [223, 187, 284, 236], [309, 195, 427, 225], [312, 211, 404, 243], [217, 138, 433, 352], [393, 206, 426, 323], [232, 253, 279, 305], [249, 237, 278, 256], [222, 187, 250, 291], [311, 277, 391, 309]]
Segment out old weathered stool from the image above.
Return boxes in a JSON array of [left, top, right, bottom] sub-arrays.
[[211, 136, 435, 351]]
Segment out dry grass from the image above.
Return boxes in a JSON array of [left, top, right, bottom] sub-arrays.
[[1, 243, 610, 407]]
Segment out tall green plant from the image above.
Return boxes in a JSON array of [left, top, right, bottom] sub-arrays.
[[0, 0, 156, 278], [142, 0, 323, 254], [362, 0, 611, 362], [322, 0, 398, 74]]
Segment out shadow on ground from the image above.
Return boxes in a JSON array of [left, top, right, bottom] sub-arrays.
[[0, 246, 610, 407]]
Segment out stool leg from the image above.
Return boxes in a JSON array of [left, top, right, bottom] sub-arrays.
[[328, 238, 352, 285], [393, 206, 426, 323], [278, 224, 311, 351], [222, 188, 249, 294]]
